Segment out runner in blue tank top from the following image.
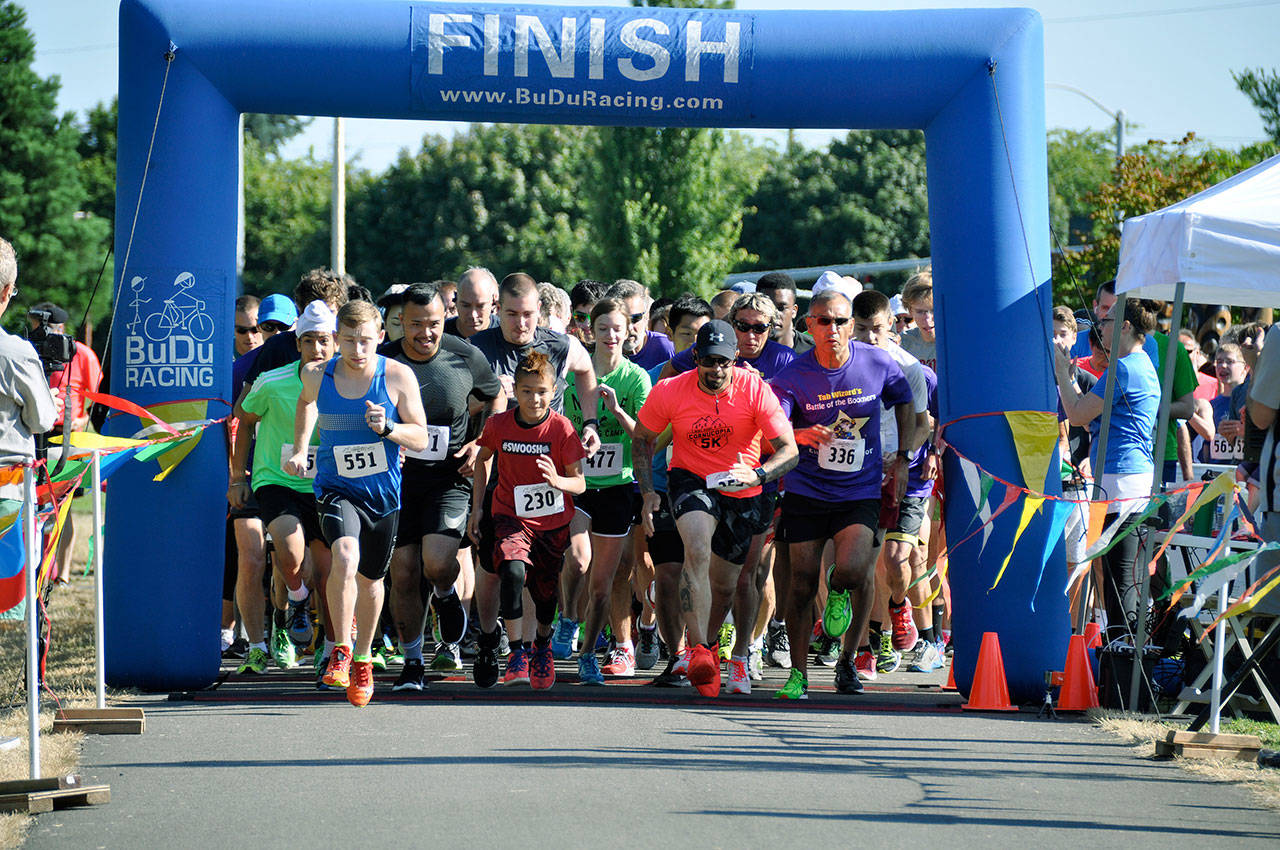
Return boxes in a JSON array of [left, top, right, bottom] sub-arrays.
[[288, 301, 429, 707]]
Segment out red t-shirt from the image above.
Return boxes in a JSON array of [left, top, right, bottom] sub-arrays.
[[638, 367, 790, 499], [1074, 356, 1103, 379], [48, 342, 102, 427], [478, 409, 586, 530]]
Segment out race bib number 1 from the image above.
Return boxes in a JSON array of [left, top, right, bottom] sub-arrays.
[[281, 443, 318, 479], [335, 442, 390, 478], [514, 482, 564, 518], [584, 442, 623, 477], [818, 438, 865, 472], [405, 425, 450, 462]]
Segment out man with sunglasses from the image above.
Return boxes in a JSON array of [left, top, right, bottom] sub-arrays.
[[607, 279, 674, 371], [770, 289, 914, 698], [659, 293, 795, 381], [568, 280, 607, 346], [634, 320, 798, 697]]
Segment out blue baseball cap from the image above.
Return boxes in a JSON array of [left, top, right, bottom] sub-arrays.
[[257, 293, 298, 328]]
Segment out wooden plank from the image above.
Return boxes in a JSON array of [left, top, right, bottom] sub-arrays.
[[1158, 730, 1262, 761], [52, 718, 145, 735], [56, 708, 145, 720], [0, 776, 81, 794], [0, 784, 111, 814], [1168, 731, 1261, 747]]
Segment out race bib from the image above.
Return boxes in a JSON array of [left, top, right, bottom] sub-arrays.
[[707, 470, 749, 492], [514, 482, 564, 518], [584, 442, 623, 477], [1209, 433, 1244, 462], [281, 443, 318, 479], [818, 438, 865, 473], [405, 424, 450, 462], [334, 442, 389, 479]]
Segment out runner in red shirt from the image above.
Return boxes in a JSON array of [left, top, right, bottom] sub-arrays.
[[471, 351, 586, 690], [633, 320, 798, 697]]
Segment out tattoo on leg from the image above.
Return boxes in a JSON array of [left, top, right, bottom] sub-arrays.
[[678, 574, 693, 613]]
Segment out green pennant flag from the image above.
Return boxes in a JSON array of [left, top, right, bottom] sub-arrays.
[[1083, 494, 1171, 561]]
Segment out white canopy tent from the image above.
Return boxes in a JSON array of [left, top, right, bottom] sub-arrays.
[[1116, 151, 1280, 307], [1108, 151, 1280, 724]]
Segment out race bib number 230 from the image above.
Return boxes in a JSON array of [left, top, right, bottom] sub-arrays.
[[514, 483, 564, 518]]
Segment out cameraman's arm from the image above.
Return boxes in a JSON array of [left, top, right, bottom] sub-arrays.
[[16, 352, 57, 436]]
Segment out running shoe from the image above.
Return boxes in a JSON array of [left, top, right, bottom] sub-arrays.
[[910, 640, 945, 673], [775, 668, 808, 700], [497, 624, 511, 658], [551, 617, 578, 660], [652, 654, 691, 688], [717, 624, 735, 660], [748, 641, 764, 682], [347, 659, 374, 707], [834, 655, 864, 694], [431, 642, 463, 672], [370, 645, 389, 671], [578, 652, 605, 686], [432, 590, 468, 645], [823, 566, 852, 638], [726, 658, 750, 695], [636, 626, 660, 671], [323, 644, 352, 689], [874, 632, 902, 674], [474, 634, 500, 689], [766, 621, 791, 669], [530, 643, 556, 690], [503, 647, 531, 686], [237, 646, 269, 675], [286, 595, 313, 646], [222, 636, 249, 660], [813, 634, 839, 668], [889, 599, 919, 651], [602, 646, 636, 677], [314, 652, 340, 691], [688, 644, 721, 697], [270, 626, 296, 670], [595, 628, 611, 654], [459, 627, 479, 659], [672, 646, 691, 677], [393, 657, 426, 692], [853, 649, 878, 682]]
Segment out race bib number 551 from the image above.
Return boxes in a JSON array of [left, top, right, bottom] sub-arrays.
[[335, 442, 390, 478], [514, 483, 564, 518]]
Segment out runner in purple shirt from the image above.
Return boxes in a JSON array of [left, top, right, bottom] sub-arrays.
[[767, 289, 914, 700]]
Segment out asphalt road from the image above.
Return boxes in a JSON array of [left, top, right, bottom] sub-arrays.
[[25, 662, 1280, 848]]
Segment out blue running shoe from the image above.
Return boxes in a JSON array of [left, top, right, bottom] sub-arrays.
[[551, 617, 578, 660], [578, 653, 605, 686]]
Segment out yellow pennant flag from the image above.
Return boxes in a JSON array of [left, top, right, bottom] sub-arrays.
[[990, 494, 1044, 591], [1147, 473, 1235, 575], [1085, 499, 1109, 551], [148, 401, 210, 482], [1004, 411, 1059, 494]]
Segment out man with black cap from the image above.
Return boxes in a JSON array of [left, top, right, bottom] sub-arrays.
[[633, 319, 798, 697]]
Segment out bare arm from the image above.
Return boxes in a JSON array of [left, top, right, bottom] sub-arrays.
[[568, 340, 600, 454], [285, 365, 322, 477], [1188, 397, 1215, 441], [227, 408, 260, 508], [467, 447, 493, 544], [371, 360, 429, 453], [1054, 351, 1104, 427], [540, 457, 586, 496], [1250, 398, 1277, 431], [1168, 390, 1195, 422]]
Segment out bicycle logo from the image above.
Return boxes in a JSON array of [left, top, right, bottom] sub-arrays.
[[142, 272, 215, 342]]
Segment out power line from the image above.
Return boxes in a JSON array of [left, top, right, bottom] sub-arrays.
[[1048, 0, 1280, 25], [36, 43, 117, 55]]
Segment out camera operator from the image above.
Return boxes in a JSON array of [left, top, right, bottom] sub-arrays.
[[25, 301, 101, 584], [0, 237, 57, 512]]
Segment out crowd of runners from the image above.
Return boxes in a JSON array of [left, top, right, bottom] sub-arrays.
[[220, 263, 1270, 706]]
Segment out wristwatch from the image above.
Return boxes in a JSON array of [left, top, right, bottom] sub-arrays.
[[895, 449, 911, 461], [754, 466, 766, 485], [379, 422, 394, 438], [582, 418, 600, 430]]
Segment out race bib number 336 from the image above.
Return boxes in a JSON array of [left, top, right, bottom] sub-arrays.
[[335, 442, 390, 478], [514, 482, 564, 518], [819, 438, 865, 473]]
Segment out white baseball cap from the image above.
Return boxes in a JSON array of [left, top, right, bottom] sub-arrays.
[[811, 270, 862, 301], [296, 300, 337, 336]]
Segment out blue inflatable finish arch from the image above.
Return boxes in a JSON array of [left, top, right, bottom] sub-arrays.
[[111, 0, 1065, 698]]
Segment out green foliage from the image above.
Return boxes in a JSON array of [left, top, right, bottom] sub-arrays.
[[1046, 128, 1113, 245], [345, 124, 593, 290], [1233, 68, 1280, 144], [243, 114, 313, 154], [0, 2, 109, 333], [240, 136, 332, 296], [739, 130, 929, 274]]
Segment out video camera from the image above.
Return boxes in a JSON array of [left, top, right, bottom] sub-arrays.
[[26, 309, 75, 375]]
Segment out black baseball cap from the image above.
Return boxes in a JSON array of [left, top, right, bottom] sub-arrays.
[[29, 302, 69, 324], [695, 319, 737, 361]]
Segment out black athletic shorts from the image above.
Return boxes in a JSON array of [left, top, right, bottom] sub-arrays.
[[575, 483, 639, 537], [884, 495, 929, 546], [779, 491, 880, 545], [397, 467, 471, 544], [317, 491, 400, 581], [226, 488, 260, 521], [667, 467, 769, 566], [646, 491, 685, 565], [255, 484, 324, 543]]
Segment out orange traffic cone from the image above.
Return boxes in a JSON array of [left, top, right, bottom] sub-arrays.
[[1082, 621, 1102, 650], [1056, 634, 1100, 711], [962, 632, 1017, 711], [942, 663, 957, 691]]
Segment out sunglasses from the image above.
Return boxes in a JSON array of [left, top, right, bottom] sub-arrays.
[[732, 320, 771, 335], [629, 312, 646, 324], [810, 316, 851, 327], [698, 355, 732, 369], [235, 325, 259, 335], [572, 310, 591, 324], [258, 321, 288, 333]]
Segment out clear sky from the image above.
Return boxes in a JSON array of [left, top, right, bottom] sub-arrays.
[[26, 0, 1280, 171]]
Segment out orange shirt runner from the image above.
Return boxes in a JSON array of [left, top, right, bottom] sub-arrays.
[[638, 368, 790, 499]]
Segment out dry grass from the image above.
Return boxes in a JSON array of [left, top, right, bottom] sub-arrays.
[[1091, 709, 1280, 809], [0, 510, 125, 848]]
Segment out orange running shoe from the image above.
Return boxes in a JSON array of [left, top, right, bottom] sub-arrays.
[[688, 644, 721, 697], [347, 659, 374, 707], [323, 644, 352, 689], [529, 643, 556, 691]]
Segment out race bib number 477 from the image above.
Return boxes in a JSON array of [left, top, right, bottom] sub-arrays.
[[584, 442, 623, 477]]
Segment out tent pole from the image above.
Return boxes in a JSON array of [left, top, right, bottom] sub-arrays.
[[1128, 280, 1185, 711], [1088, 292, 1127, 634]]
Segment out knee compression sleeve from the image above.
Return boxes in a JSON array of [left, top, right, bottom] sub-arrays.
[[498, 560, 527, 620]]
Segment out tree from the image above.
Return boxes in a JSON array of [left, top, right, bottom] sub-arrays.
[[0, 2, 109, 333], [1234, 68, 1280, 144], [1046, 128, 1113, 245], [739, 130, 929, 273], [243, 114, 313, 155], [345, 124, 593, 289], [240, 136, 333, 296]]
